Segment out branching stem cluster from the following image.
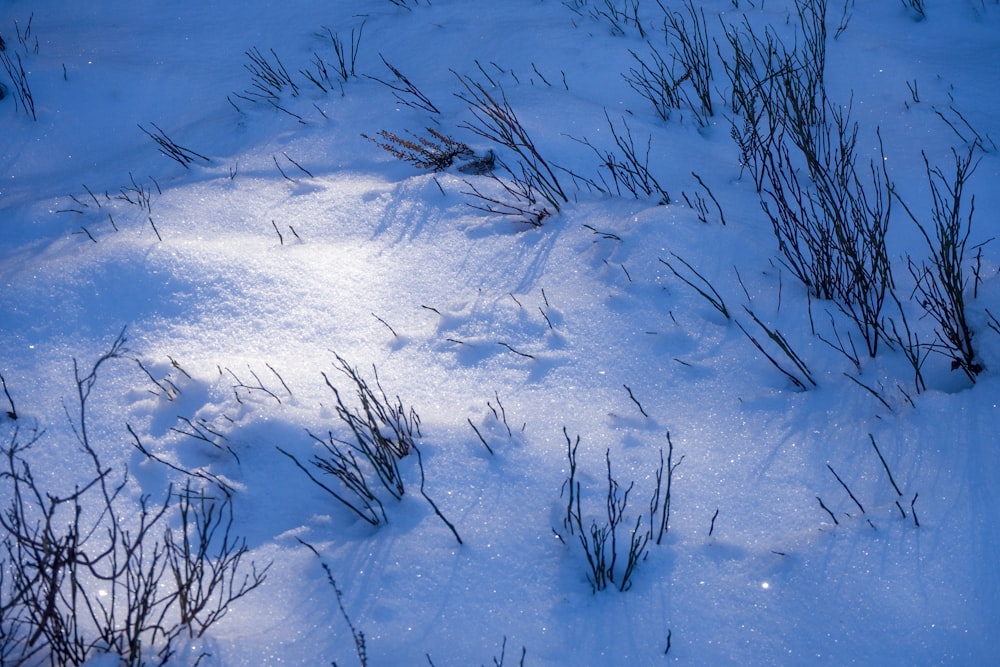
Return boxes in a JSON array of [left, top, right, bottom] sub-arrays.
[[0, 330, 267, 666], [560, 429, 681, 593]]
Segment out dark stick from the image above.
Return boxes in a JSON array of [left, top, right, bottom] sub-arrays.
[[82, 183, 101, 207], [0, 373, 16, 419], [371, 313, 398, 337], [493, 391, 512, 437], [414, 444, 463, 544], [148, 216, 162, 241], [282, 151, 314, 178], [498, 342, 535, 359], [869, 434, 903, 496], [467, 418, 494, 455], [817, 496, 839, 525], [273, 155, 294, 182], [168, 355, 193, 379], [539, 307, 554, 329], [623, 384, 649, 418], [827, 463, 865, 514], [266, 363, 292, 396]]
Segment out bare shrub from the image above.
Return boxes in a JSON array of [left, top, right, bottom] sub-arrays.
[[0, 331, 268, 665]]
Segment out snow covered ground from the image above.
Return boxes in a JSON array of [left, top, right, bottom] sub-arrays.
[[1, 1, 998, 664]]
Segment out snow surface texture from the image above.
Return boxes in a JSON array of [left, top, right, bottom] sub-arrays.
[[2, 1, 999, 665]]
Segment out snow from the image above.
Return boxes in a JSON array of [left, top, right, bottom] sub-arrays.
[[2, 1, 998, 665]]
